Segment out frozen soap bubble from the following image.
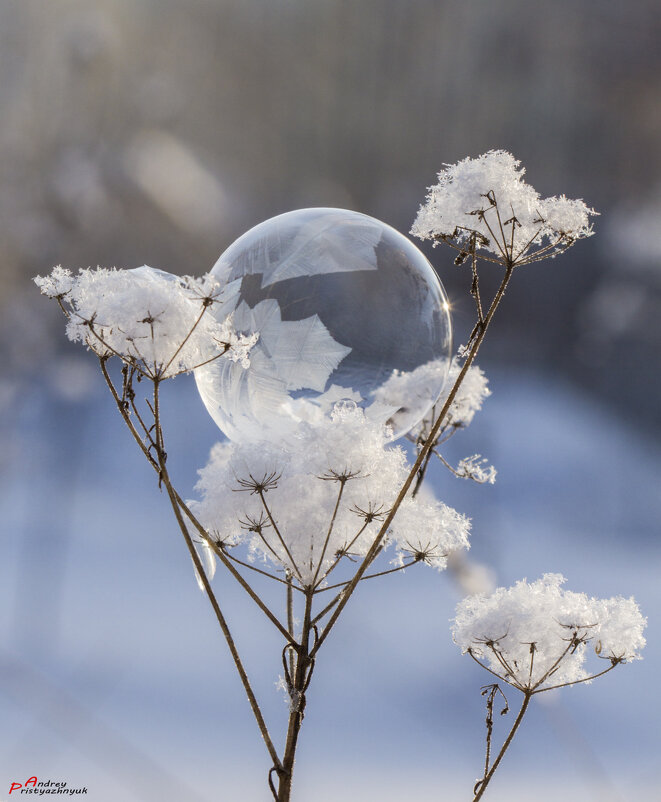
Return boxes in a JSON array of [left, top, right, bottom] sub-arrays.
[[195, 208, 452, 442]]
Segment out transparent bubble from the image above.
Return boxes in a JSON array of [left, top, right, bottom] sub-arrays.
[[195, 208, 452, 441]]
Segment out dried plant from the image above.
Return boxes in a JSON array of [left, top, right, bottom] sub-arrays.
[[35, 151, 644, 801]]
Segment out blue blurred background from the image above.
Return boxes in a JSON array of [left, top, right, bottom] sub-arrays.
[[1, 1, 659, 800]]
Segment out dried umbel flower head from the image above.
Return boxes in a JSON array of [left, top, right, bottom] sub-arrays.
[[453, 574, 646, 693], [191, 405, 471, 587], [410, 358, 491, 441], [411, 150, 597, 266], [34, 265, 257, 379]]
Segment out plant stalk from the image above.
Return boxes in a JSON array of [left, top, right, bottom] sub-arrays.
[[473, 692, 531, 801], [277, 589, 315, 801], [312, 263, 515, 658]]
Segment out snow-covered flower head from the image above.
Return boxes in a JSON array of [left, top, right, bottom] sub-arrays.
[[453, 574, 646, 693], [409, 359, 490, 445], [438, 358, 489, 429], [191, 405, 470, 587], [411, 151, 597, 265], [34, 265, 257, 379]]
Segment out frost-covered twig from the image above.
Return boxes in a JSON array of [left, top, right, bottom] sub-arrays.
[[411, 150, 597, 265], [454, 574, 646, 800], [310, 261, 515, 660]]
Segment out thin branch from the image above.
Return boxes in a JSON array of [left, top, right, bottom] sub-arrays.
[[313, 559, 419, 594], [491, 198, 510, 262], [531, 639, 575, 691], [518, 240, 573, 266], [277, 589, 315, 801], [98, 357, 158, 470], [316, 520, 370, 585], [508, 204, 517, 260], [435, 233, 504, 265], [286, 572, 296, 679], [479, 684, 509, 785], [220, 547, 301, 591], [534, 662, 620, 694], [470, 237, 484, 326], [160, 306, 206, 377], [478, 209, 509, 263], [88, 323, 153, 379], [159, 464, 282, 772], [162, 342, 231, 379], [412, 443, 436, 498], [467, 650, 509, 686], [310, 592, 344, 627], [488, 644, 518, 686], [169, 494, 297, 643], [473, 692, 531, 802], [435, 452, 464, 478], [312, 480, 347, 587], [129, 390, 156, 448], [105, 366, 296, 640], [257, 489, 303, 582], [511, 224, 544, 263], [311, 263, 515, 658]]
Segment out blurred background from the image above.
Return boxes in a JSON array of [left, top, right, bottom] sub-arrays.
[[1, 0, 659, 799]]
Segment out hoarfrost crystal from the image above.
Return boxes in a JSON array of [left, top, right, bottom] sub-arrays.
[[191, 405, 470, 586], [195, 208, 452, 442], [453, 574, 646, 691], [34, 265, 256, 378]]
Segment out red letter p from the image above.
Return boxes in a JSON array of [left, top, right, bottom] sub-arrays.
[[9, 783, 22, 794]]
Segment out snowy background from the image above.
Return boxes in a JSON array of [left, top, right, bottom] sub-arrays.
[[1, 1, 660, 800]]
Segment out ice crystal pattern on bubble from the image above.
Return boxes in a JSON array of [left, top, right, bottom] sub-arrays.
[[195, 208, 452, 443]]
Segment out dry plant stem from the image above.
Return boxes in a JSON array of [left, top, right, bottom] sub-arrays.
[[98, 259, 515, 800], [100, 357, 296, 643], [206, 543, 293, 640], [221, 548, 296, 590], [159, 462, 282, 771], [286, 572, 296, 678], [311, 262, 515, 659], [169, 491, 297, 642], [152, 382, 282, 774], [480, 684, 509, 787], [471, 238, 484, 325], [473, 692, 531, 802], [160, 306, 206, 377], [309, 560, 420, 626], [319, 518, 372, 584], [535, 662, 618, 693], [468, 651, 512, 686], [167, 492, 300, 644], [314, 559, 419, 595], [100, 361, 284, 771], [277, 589, 315, 802], [412, 445, 436, 498], [258, 489, 303, 581], [467, 646, 619, 799], [98, 358, 158, 469], [312, 481, 346, 586]]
